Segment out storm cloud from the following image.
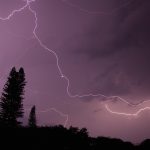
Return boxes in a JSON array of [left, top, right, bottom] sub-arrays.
[[0, 0, 150, 143]]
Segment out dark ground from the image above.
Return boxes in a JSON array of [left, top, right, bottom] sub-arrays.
[[0, 125, 149, 150]]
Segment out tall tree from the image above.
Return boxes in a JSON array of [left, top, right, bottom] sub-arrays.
[[28, 105, 37, 127], [0, 67, 26, 127]]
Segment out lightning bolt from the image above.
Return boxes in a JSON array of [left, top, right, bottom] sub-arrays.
[[27, 0, 150, 119], [105, 104, 150, 117], [0, 0, 150, 125]]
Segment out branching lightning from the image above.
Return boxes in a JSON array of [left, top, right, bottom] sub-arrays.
[[0, 0, 150, 126]]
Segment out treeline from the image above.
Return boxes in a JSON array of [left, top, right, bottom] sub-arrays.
[[0, 67, 36, 127], [0, 125, 149, 150], [0, 67, 149, 149]]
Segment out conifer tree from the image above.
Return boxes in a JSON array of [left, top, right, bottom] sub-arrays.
[[0, 67, 26, 127], [28, 105, 37, 127]]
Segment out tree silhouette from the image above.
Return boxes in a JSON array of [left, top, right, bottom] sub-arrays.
[[28, 105, 37, 127], [0, 67, 26, 127]]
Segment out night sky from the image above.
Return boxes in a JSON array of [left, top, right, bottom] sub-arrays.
[[0, 0, 150, 143]]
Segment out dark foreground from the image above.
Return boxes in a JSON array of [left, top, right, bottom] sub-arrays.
[[0, 125, 149, 150]]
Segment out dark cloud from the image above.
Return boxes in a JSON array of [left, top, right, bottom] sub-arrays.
[[59, 0, 150, 98]]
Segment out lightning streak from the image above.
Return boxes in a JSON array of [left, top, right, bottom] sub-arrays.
[[105, 104, 150, 117], [0, 0, 150, 124], [25, 107, 68, 127], [0, 1, 29, 20], [37, 108, 69, 127]]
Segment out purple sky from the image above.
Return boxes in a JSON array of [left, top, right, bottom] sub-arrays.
[[0, 0, 150, 143]]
